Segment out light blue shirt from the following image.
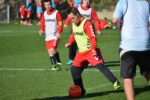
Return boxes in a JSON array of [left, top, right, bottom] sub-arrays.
[[36, 4, 42, 14], [26, 0, 32, 10], [51, 0, 56, 8], [113, 0, 150, 51], [74, 0, 82, 7]]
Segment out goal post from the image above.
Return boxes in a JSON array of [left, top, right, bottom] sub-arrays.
[[0, 4, 10, 23]]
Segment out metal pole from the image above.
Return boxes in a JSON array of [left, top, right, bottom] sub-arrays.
[[16, 0, 19, 20], [7, 4, 10, 23]]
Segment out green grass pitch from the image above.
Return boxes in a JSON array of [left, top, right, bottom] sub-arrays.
[[0, 21, 150, 100]]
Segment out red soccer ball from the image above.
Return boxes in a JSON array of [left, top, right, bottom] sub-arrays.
[[68, 85, 82, 98]]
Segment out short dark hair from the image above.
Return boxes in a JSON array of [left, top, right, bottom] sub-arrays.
[[67, 7, 81, 16], [43, 0, 52, 5]]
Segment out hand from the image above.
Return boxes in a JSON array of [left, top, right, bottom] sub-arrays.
[[92, 49, 99, 60], [92, 50, 97, 56], [56, 34, 61, 40], [39, 30, 43, 36], [63, 24, 68, 29], [65, 43, 71, 48], [97, 31, 102, 36]]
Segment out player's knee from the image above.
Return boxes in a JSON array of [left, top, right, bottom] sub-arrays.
[[71, 66, 83, 78], [50, 48, 56, 54]]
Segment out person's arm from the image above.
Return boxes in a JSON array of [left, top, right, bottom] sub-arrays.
[[112, 0, 126, 29], [84, 21, 97, 52], [56, 12, 63, 40], [148, 16, 150, 32], [70, 0, 74, 7], [39, 13, 45, 36], [68, 31, 75, 45], [112, 18, 120, 29], [91, 8, 101, 35], [57, 12, 63, 34], [64, 17, 72, 28], [65, 31, 75, 48]]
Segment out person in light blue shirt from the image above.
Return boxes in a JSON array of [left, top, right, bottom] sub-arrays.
[[26, 0, 33, 25], [112, 0, 150, 100], [36, 0, 42, 25]]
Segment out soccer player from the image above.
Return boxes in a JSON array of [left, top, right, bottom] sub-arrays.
[[39, 0, 63, 71], [112, 0, 150, 100], [64, 0, 101, 65], [26, 0, 33, 25], [19, 2, 26, 25], [65, 7, 121, 95], [36, 0, 42, 25], [64, 0, 83, 65]]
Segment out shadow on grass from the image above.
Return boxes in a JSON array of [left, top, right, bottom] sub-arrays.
[[33, 89, 124, 100], [104, 61, 120, 67], [135, 85, 150, 96], [64, 61, 120, 70], [33, 86, 150, 100], [87, 61, 120, 68]]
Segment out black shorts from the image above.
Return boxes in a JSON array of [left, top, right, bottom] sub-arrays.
[[120, 48, 150, 78]]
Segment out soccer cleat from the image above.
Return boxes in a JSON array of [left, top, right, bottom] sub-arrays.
[[114, 80, 121, 90], [57, 63, 62, 70], [36, 22, 40, 26], [51, 66, 59, 71], [81, 89, 86, 96], [88, 64, 92, 66], [66, 60, 73, 65]]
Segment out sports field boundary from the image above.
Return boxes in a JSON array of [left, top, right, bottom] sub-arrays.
[[0, 68, 140, 72]]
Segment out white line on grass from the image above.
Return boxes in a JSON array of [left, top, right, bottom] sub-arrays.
[[0, 30, 38, 33], [0, 68, 140, 73], [0, 68, 121, 72], [0, 68, 141, 92]]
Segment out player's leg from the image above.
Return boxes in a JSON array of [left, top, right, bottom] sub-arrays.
[[88, 48, 121, 90], [36, 10, 41, 25], [124, 78, 134, 100], [120, 50, 137, 100], [71, 53, 86, 95], [95, 63, 121, 90], [26, 10, 32, 25], [46, 40, 59, 71], [66, 42, 77, 65], [48, 49, 57, 70], [20, 14, 25, 24], [54, 51, 62, 68], [54, 51, 61, 63], [138, 50, 150, 85], [71, 66, 86, 95], [53, 39, 62, 68]]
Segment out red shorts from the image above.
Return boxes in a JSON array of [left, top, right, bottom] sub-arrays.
[[26, 10, 32, 16], [20, 14, 25, 20], [72, 48, 104, 68], [37, 14, 41, 18], [45, 39, 59, 50]]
